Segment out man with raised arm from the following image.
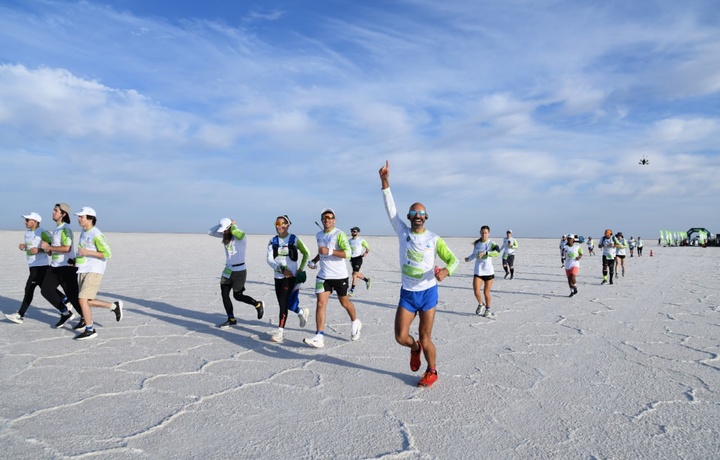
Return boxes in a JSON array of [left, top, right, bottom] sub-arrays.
[[379, 160, 459, 388]]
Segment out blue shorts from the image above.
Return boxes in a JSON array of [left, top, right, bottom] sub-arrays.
[[399, 285, 438, 313]]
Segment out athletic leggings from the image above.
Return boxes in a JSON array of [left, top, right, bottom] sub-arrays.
[[220, 284, 259, 318], [274, 278, 300, 328], [602, 256, 615, 280], [19, 266, 65, 317], [42, 265, 82, 317]]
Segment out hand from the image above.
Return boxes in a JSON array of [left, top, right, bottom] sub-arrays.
[[19, 243, 26, 251], [379, 160, 389, 180], [464, 257, 470, 262], [307, 260, 317, 270], [41, 241, 50, 250], [435, 267, 448, 282]]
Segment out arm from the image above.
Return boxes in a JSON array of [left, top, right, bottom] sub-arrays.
[[436, 237, 459, 280], [41, 227, 74, 253], [79, 235, 112, 259], [333, 232, 352, 259], [296, 237, 310, 271], [361, 240, 370, 256]]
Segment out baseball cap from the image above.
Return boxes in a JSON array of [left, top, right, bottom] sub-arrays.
[[75, 207, 97, 217], [506, 229, 512, 233], [351, 227, 360, 232], [321, 207, 335, 217], [210, 217, 232, 233], [567, 233, 575, 240], [58, 203, 71, 214], [22, 212, 42, 222]]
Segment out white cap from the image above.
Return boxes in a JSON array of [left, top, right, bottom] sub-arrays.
[[321, 207, 335, 217], [22, 212, 42, 222], [210, 217, 232, 234], [506, 229, 512, 233], [75, 207, 97, 217], [567, 234, 575, 239]]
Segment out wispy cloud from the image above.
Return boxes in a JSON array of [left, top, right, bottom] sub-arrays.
[[0, 0, 718, 236]]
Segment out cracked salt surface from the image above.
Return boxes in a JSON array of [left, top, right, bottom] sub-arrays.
[[1, 232, 718, 459]]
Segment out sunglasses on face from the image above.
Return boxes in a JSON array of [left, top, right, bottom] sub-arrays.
[[408, 210, 426, 217], [322, 215, 335, 220], [275, 220, 288, 226]]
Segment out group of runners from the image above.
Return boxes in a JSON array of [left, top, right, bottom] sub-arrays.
[[560, 230, 643, 297], [6, 163, 646, 388], [6, 203, 123, 340]]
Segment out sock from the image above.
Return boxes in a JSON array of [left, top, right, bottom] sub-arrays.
[[86, 325, 94, 331], [316, 331, 324, 336], [427, 366, 437, 374]]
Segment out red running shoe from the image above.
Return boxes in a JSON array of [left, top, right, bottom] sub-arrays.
[[410, 341, 423, 372], [418, 370, 438, 388]]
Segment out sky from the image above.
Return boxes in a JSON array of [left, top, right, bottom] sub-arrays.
[[1, 0, 719, 238]]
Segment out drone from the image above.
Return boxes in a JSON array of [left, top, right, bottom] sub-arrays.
[[639, 155, 649, 165]]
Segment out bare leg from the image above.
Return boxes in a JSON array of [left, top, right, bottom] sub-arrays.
[[314, 291, 330, 332]]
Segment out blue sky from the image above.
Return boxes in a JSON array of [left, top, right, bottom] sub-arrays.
[[1, 0, 719, 238]]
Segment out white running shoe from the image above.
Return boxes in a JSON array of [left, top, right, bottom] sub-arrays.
[[303, 334, 325, 348], [476, 305, 487, 316], [299, 308, 309, 328], [5, 313, 23, 324], [270, 330, 284, 343], [351, 319, 362, 341]]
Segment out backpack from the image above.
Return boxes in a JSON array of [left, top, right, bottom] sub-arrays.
[[272, 234, 298, 261]]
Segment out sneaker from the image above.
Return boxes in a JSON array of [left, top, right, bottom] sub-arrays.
[[349, 288, 355, 297], [510, 274, 514, 280], [418, 370, 438, 388], [5, 313, 24, 324], [365, 278, 372, 290], [74, 328, 97, 340], [609, 280, 614, 285], [255, 301, 265, 320], [573, 286, 578, 295], [270, 330, 284, 343], [569, 291, 575, 298], [303, 334, 325, 348], [299, 307, 309, 328], [54, 311, 75, 328], [601, 280, 607, 285], [351, 319, 362, 341], [504, 272, 509, 279], [73, 319, 87, 330], [481, 307, 491, 318], [113, 301, 123, 322], [218, 318, 237, 329], [476, 304, 486, 316], [410, 341, 423, 372]]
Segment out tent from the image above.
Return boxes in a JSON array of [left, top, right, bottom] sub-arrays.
[[686, 228, 711, 245]]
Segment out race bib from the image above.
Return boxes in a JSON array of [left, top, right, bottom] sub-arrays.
[[222, 267, 232, 278]]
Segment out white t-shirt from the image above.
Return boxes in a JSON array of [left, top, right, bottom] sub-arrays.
[[76, 226, 112, 275], [24, 227, 51, 267], [564, 243, 583, 270], [316, 227, 351, 280]]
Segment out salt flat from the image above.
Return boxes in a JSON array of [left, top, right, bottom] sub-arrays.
[[0, 231, 718, 459]]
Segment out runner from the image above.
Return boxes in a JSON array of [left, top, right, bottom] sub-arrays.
[[40, 203, 83, 328], [636, 236, 644, 256], [303, 208, 361, 348], [586, 236, 595, 256], [599, 229, 621, 285], [348, 227, 371, 296], [500, 229, 518, 279], [559, 235, 567, 267], [4, 212, 70, 325], [73, 207, 123, 340], [266, 215, 310, 343], [208, 217, 264, 328], [465, 226, 501, 317], [615, 232, 628, 277], [379, 160, 459, 388], [564, 234, 583, 297]]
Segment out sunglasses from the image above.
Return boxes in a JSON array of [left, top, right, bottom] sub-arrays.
[[275, 220, 288, 226], [322, 215, 335, 220], [408, 210, 427, 217]]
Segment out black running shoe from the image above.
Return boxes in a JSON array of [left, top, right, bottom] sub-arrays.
[[217, 318, 237, 329], [74, 328, 97, 340], [73, 319, 87, 330], [113, 301, 123, 322], [256, 301, 265, 320], [55, 311, 75, 328]]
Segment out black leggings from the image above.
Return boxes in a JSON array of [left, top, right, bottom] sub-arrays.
[[220, 284, 259, 318], [274, 277, 297, 328], [602, 256, 615, 279], [19, 266, 65, 317], [42, 265, 82, 317]]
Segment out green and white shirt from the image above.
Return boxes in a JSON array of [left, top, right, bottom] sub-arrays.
[[76, 226, 112, 275]]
